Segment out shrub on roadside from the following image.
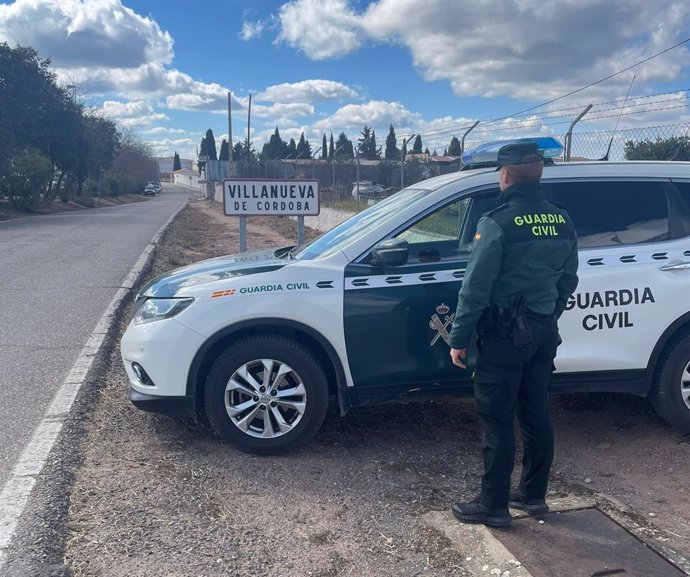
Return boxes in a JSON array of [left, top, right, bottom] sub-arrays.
[[0, 149, 53, 211]]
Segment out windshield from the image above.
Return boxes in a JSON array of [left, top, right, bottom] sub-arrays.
[[296, 188, 431, 260]]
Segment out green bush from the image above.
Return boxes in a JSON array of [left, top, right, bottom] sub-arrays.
[[1, 149, 53, 211]]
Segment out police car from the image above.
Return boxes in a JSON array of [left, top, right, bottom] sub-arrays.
[[121, 137, 690, 453]]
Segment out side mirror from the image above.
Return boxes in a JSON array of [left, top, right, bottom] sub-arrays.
[[371, 238, 409, 267]]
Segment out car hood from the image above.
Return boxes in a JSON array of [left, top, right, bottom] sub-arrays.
[[139, 248, 290, 298]]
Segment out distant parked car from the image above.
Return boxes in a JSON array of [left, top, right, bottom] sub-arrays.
[[143, 185, 156, 197]]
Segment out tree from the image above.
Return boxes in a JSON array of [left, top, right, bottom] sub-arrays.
[[335, 132, 354, 157], [204, 129, 218, 160], [73, 114, 119, 196], [219, 139, 230, 161], [296, 132, 312, 159], [624, 136, 690, 161], [425, 147, 430, 156], [261, 127, 288, 159], [358, 125, 379, 159], [286, 138, 297, 159], [173, 151, 182, 171], [1, 148, 53, 210], [385, 124, 400, 160], [232, 142, 243, 161], [329, 133, 335, 159], [448, 136, 462, 156], [322, 134, 327, 159], [412, 135, 423, 154]]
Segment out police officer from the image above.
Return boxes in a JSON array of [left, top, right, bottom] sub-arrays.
[[448, 142, 579, 527]]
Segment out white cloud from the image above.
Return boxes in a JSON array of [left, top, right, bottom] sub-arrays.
[[255, 79, 358, 103], [277, 0, 362, 59], [100, 99, 169, 127], [0, 0, 173, 69], [313, 100, 421, 133], [141, 126, 188, 135], [240, 19, 266, 41], [275, 0, 690, 102]]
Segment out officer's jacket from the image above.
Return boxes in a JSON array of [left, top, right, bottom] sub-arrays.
[[449, 182, 579, 350]]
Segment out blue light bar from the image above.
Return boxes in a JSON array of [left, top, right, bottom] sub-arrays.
[[461, 136, 564, 167]]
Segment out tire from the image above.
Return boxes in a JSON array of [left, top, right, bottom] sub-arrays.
[[204, 335, 329, 454], [650, 331, 690, 434]]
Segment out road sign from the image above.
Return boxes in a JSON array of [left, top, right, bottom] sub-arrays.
[[223, 179, 320, 216]]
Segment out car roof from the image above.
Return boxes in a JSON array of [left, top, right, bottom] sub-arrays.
[[416, 161, 690, 192]]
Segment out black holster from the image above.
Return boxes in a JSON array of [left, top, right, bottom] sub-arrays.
[[511, 296, 533, 349]]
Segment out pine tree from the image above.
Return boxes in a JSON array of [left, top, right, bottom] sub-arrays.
[[322, 134, 327, 159], [448, 136, 462, 156], [412, 134, 423, 154], [173, 151, 181, 171], [219, 139, 230, 161], [262, 127, 288, 159], [329, 133, 335, 159], [424, 147, 430, 156], [232, 142, 243, 161], [296, 132, 312, 158], [287, 138, 297, 159], [205, 129, 218, 160], [385, 124, 400, 160], [335, 132, 354, 157], [357, 126, 379, 160]]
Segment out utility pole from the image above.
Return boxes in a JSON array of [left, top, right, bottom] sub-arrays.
[[227, 92, 233, 176], [400, 133, 416, 190]]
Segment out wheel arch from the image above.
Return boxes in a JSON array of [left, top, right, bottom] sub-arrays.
[[187, 319, 351, 417], [646, 311, 690, 389]]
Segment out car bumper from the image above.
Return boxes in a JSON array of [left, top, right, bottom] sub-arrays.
[[121, 316, 205, 401], [128, 386, 196, 417]]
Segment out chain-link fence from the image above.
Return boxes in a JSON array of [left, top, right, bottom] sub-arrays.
[[204, 118, 690, 211]]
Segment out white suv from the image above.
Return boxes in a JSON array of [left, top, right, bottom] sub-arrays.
[[121, 157, 690, 453]]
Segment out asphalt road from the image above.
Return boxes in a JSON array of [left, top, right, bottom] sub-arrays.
[[0, 185, 192, 489]]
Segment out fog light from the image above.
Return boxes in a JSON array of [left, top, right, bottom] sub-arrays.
[[131, 362, 154, 386]]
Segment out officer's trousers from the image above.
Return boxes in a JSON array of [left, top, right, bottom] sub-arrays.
[[473, 314, 560, 511]]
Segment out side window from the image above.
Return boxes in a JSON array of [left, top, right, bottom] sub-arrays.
[[394, 191, 499, 263], [549, 181, 669, 248], [671, 181, 690, 238]]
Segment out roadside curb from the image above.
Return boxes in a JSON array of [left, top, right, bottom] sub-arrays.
[[0, 200, 188, 574]]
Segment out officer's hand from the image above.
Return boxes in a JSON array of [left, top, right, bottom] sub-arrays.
[[450, 348, 467, 369]]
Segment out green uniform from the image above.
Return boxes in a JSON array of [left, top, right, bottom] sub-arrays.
[[449, 180, 579, 514], [449, 182, 579, 349]]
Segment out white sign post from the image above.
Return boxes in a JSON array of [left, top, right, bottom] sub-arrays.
[[223, 179, 320, 251]]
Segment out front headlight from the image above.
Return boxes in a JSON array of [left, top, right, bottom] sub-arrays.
[[133, 297, 195, 325]]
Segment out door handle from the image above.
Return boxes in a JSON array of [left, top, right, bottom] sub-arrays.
[[659, 260, 690, 271]]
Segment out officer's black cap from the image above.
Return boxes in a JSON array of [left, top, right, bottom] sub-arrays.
[[495, 142, 544, 171]]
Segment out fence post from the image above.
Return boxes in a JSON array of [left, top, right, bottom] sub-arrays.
[[460, 121, 480, 156], [564, 104, 593, 161]]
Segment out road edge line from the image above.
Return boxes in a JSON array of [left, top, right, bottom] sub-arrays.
[[0, 201, 187, 568]]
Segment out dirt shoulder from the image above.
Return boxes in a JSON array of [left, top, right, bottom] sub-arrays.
[[0, 194, 148, 221], [61, 201, 690, 576]]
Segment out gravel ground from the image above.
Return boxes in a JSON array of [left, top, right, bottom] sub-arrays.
[[61, 200, 690, 576]]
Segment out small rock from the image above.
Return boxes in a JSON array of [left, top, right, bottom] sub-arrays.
[[649, 512, 657, 518], [502, 572, 511, 577], [482, 565, 489, 572], [539, 520, 545, 524], [466, 557, 472, 561], [584, 478, 592, 484]]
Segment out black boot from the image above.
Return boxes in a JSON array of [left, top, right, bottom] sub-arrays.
[[451, 501, 512, 527], [508, 492, 549, 515]]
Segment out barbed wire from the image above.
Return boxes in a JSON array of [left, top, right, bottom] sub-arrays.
[[416, 88, 689, 141]]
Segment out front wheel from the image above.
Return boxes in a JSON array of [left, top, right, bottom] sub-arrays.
[[649, 331, 690, 434], [204, 335, 329, 454]]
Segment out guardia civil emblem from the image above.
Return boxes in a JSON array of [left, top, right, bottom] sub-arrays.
[[429, 303, 455, 346]]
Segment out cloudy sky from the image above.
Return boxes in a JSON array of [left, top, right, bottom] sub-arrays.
[[1, 0, 689, 160]]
